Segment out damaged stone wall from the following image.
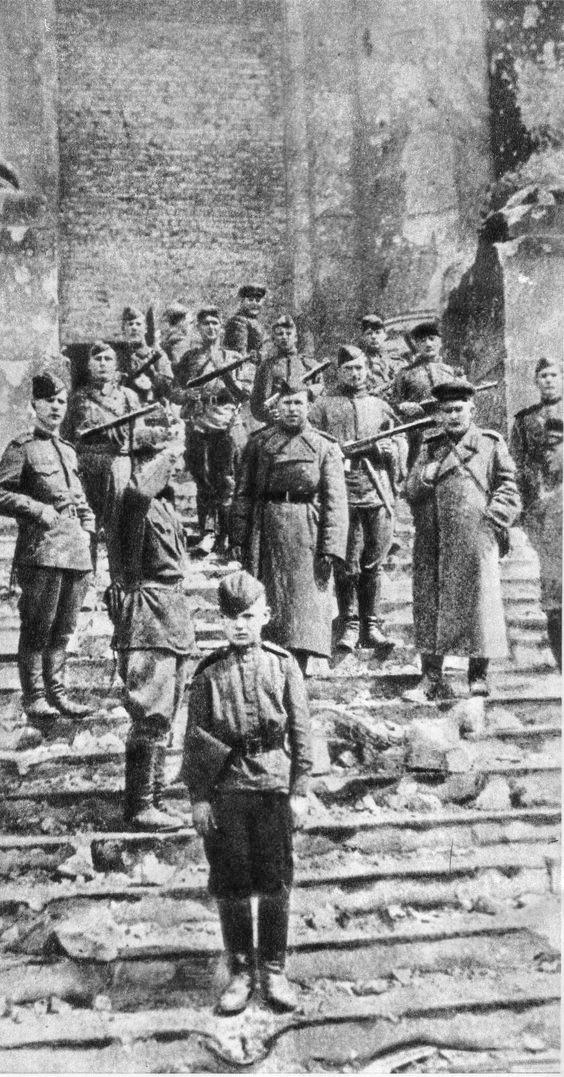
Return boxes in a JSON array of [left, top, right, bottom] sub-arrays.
[[0, 0, 59, 447], [444, 0, 564, 431]]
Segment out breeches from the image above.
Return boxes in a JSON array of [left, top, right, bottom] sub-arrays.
[[185, 427, 246, 509], [18, 567, 91, 651], [342, 506, 394, 576], [118, 648, 189, 741], [204, 791, 293, 898]]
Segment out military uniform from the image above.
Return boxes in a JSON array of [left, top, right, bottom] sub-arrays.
[[120, 340, 173, 404], [171, 343, 250, 542], [114, 449, 196, 829], [250, 350, 324, 423], [0, 422, 95, 717], [509, 398, 563, 541], [181, 570, 312, 1013], [230, 421, 348, 661], [309, 387, 406, 648]]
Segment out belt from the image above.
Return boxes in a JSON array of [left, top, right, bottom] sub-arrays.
[[234, 734, 283, 756], [58, 505, 78, 518], [263, 492, 314, 504]]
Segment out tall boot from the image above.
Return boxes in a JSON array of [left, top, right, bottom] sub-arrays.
[[43, 648, 92, 717], [18, 648, 59, 720], [216, 898, 255, 1015], [468, 657, 490, 696], [334, 572, 359, 651], [124, 738, 181, 831], [402, 653, 453, 702], [359, 567, 395, 650], [213, 504, 231, 559], [258, 890, 297, 1011], [153, 742, 190, 824]]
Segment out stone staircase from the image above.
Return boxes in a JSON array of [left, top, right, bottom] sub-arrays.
[[0, 483, 560, 1073]]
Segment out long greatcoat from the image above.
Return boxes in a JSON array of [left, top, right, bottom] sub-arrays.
[[230, 422, 348, 657], [405, 424, 521, 658]]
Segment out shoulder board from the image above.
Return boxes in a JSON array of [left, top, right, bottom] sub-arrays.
[[514, 403, 541, 418], [192, 647, 231, 677], [480, 428, 503, 441], [317, 430, 338, 444], [262, 640, 291, 658], [10, 431, 34, 446]]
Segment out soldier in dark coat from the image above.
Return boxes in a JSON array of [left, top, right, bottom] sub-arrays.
[[230, 381, 348, 670], [509, 356, 562, 544], [161, 302, 194, 371], [0, 370, 95, 719], [404, 379, 521, 702], [250, 315, 325, 424], [310, 346, 407, 651], [120, 305, 173, 404], [223, 284, 267, 432], [114, 438, 196, 831], [171, 306, 250, 553], [181, 570, 312, 1014]]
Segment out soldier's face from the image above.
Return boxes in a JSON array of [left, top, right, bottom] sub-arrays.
[[33, 391, 68, 431], [198, 317, 221, 343], [339, 357, 367, 389], [123, 317, 146, 343], [418, 334, 441, 359], [439, 399, 474, 436], [536, 365, 561, 402], [272, 325, 297, 353], [241, 297, 263, 318], [88, 353, 117, 385], [223, 596, 270, 647], [278, 391, 308, 429], [362, 327, 386, 353]]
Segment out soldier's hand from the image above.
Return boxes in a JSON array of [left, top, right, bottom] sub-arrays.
[[422, 462, 440, 484], [192, 801, 215, 837], [39, 505, 60, 528], [375, 438, 394, 459], [398, 402, 424, 419], [290, 794, 309, 830], [267, 404, 280, 422]]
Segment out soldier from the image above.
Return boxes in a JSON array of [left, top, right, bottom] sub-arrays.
[[230, 380, 348, 671], [181, 570, 312, 1014], [309, 346, 406, 651], [223, 283, 267, 361], [120, 305, 173, 403], [390, 320, 457, 418], [403, 379, 520, 702], [171, 306, 250, 553], [534, 417, 562, 670], [359, 314, 393, 396], [63, 341, 165, 584], [0, 370, 95, 719], [161, 302, 194, 371], [509, 356, 563, 544], [113, 438, 196, 830], [250, 315, 325, 424]]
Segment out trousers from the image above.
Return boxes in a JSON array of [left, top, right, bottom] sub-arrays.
[[118, 648, 189, 742]]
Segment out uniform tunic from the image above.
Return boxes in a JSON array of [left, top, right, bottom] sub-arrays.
[[405, 423, 521, 658], [250, 350, 324, 423], [230, 422, 348, 656], [390, 357, 456, 412], [120, 342, 173, 403], [509, 398, 563, 536]]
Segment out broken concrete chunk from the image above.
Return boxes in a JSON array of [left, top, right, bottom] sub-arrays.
[[132, 853, 176, 887], [92, 994, 112, 1012], [351, 978, 389, 996], [452, 697, 486, 739], [405, 715, 462, 772], [522, 1035, 547, 1053], [54, 908, 122, 962], [57, 845, 98, 881], [475, 777, 512, 811]]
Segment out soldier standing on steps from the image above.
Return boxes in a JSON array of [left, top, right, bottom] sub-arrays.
[[120, 305, 173, 404], [509, 356, 563, 545], [309, 346, 407, 653], [533, 417, 562, 670], [113, 436, 196, 831], [390, 320, 458, 466], [403, 379, 521, 703], [359, 314, 394, 397], [0, 369, 95, 720], [181, 570, 312, 1015], [250, 315, 325, 424], [161, 302, 194, 371], [230, 380, 348, 673]]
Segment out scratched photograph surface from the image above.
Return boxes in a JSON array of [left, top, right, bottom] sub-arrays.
[[0, 0, 561, 1074]]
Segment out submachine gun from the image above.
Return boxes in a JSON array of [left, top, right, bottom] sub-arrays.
[[263, 358, 333, 412], [342, 381, 499, 457]]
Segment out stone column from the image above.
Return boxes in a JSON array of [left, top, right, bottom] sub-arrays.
[[0, 0, 59, 446]]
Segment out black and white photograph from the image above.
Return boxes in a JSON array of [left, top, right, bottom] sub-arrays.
[[0, 0, 561, 1072]]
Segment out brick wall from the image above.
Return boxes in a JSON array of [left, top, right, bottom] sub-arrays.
[[56, 0, 289, 342]]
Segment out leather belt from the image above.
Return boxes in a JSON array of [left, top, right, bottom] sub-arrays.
[[264, 492, 314, 504], [235, 734, 283, 756]]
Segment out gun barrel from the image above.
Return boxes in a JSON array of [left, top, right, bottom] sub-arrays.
[[78, 402, 160, 439], [263, 359, 330, 410], [183, 355, 247, 390], [343, 417, 433, 456]]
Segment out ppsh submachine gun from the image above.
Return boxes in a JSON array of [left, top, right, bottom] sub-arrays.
[[263, 358, 333, 411]]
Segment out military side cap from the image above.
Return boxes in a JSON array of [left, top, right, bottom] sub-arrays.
[[361, 314, 385, 331], [535, 356, 559, 375], [277, 377, 309, 397], [238, 284, 266, 300], [89, 340, 117, 361], [410, 320, 440, 340], [432, 378, 475, 403], [197, 306, 220, 322], [272, 314, 295, 330], [164, 302, 189, 323], [122, 305, 144, 323], [218, 571, 265, 617], [32, 369, 67, 399], [338, 344, 364, 366]]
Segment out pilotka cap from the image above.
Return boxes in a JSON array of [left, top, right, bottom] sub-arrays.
[[89, 340, 117, 362], [338, 344, 364, 366], [218, 571, 266, 617], [32, 370, 67, 399], [122, 306, 144, 323]]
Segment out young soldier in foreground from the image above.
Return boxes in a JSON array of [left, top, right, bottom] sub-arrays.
[[181, 571, 312, 1015]]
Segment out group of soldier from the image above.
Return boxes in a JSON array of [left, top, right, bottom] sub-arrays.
[[0, 283, 561, 1016]]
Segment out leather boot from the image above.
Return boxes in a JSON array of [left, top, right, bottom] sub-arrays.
[[468, 657, 490, 697], [43, 648, 93, 717], [18, 649, 59, 720], [216, 898, 255, 1015], [359, 568, 396, 650], [403, 654, 454, 703], [258, 890, 297, 1012], [153, 742, 190, 824], [124, 739, 181, 831], [213, 504, 231, 560], [335, 572, 359, 651]]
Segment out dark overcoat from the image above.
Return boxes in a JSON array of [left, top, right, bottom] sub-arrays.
[[405, 423, 521, 658], [230, 422, 348, 657]]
